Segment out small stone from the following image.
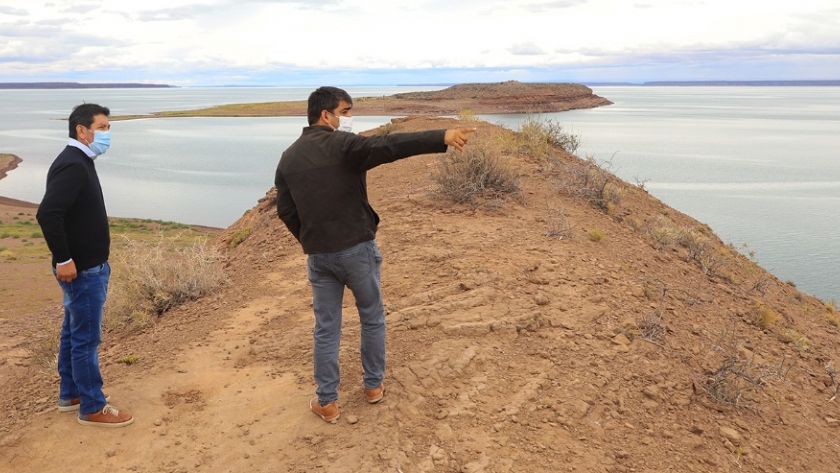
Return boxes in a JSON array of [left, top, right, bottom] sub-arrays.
[[642, 386, 660, 401], [105, 450, 116, 458], [153, 419, 163, 426], [534, 293, 550, 306], [244, 453, 250, 459], [719, 426, 742, 444], [346, 415, 359, 425], [612, 334, 631, 346]]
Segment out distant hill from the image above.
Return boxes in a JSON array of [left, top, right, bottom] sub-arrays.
[[0, 82, 174, 89]]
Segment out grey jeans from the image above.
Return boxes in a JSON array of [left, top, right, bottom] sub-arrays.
[[307, 240, 385, 405]]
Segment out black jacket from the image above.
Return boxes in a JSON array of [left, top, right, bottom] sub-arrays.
[[275, 126, 447, 254], [36, 146, 110, 271]]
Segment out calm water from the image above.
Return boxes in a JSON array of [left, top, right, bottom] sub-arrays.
[[0, 86, 837, 302], [487, 86, 840, 303]]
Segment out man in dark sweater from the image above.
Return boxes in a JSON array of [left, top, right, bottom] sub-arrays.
[[36, 103, 133, 427], [275, 86, 475, 423]]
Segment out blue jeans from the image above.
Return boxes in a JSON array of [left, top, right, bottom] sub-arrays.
[[307, 240, 385, 405], [55, 262, 110, 415]]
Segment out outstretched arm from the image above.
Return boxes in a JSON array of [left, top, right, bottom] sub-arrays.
[[343, 127, 478, 172]]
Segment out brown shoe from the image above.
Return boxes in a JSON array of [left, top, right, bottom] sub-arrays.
[[364, 384, 385, 404], [77, 405, 134, 428], [57, 393, 111, 413], [309, 398, 340, 423]]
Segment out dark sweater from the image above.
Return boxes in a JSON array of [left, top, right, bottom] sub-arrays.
[[36, 145, 110, 271], [275, 126, 447, 254]]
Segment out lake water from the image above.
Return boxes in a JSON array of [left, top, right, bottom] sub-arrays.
[[0, 86, 837, 303]]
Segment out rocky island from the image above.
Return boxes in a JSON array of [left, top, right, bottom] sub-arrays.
[[113, 81, 612, 120]]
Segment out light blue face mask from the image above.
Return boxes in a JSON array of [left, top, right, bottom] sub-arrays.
[[88, 130, 110, 156]]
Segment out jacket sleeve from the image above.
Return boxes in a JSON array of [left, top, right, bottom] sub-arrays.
[[341, 129, 448, 172], [36, 161, 86, 264], [274, 167, 301, 241]]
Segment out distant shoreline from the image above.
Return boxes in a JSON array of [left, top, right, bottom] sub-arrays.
[[0, 153, 22, 181], [0, 82, 174, 89], [585, 80, 840, 87]]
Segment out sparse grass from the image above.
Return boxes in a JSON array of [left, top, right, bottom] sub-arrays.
[[826, 301, 840, 327], [777, 328, 810, 350], [430, 144, 521, 205], [0, 217, 49, 257], [105, 233, 227, 331], [750, 303, 779, 329], [227, 227, 252, 249], [119, 354, 141, 365], [587, 228, 606, 242]]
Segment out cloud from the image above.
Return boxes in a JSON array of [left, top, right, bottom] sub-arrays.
[[508, 42, 545, 55], [0, 6, 28, 16], [522, 0, 586, 12], [59, 2, 105, 15]]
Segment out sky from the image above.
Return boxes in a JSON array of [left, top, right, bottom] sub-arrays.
[[1, 0, 838, 86]]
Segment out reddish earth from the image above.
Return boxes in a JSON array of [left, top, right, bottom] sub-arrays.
[[2, 117, 840, 473]]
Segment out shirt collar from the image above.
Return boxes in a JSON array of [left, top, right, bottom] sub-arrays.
[[67, 138, 97, 160]]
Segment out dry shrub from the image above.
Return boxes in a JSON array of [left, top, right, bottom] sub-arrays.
[[637, 311, 667, 345], [457, 109, 479, 122], [826, 301, 840, 327], [647, 215, 724, 276], [431, 144, 521, 205], [697, 324, 789, 409], [376, 122, 399, 136], [544, 205, 572, 239], [556, 157, 623, 214], [498, 115, 580, 159], [26, 324, 60, 371], [105, 234, 227, 330]]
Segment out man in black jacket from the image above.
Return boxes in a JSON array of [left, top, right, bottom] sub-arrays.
[[276, 86, 474, 423], [36, 103, 133, 427]]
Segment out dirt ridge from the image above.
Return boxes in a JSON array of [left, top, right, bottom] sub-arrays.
[[2, 117, 839, 473]]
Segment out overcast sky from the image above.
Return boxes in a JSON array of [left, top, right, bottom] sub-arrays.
[[1, 0, 838, 85]]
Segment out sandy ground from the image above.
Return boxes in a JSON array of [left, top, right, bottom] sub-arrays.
[[2, 118, 840, 472]]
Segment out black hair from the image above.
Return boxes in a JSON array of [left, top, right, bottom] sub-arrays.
[[68, 103, 110, 139], [307, 86, 352, 125]]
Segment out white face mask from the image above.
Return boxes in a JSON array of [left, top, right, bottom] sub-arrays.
[[337, 116, 353, 133]]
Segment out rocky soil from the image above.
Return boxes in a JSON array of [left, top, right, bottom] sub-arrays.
[[2, 117, 839, 473]]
